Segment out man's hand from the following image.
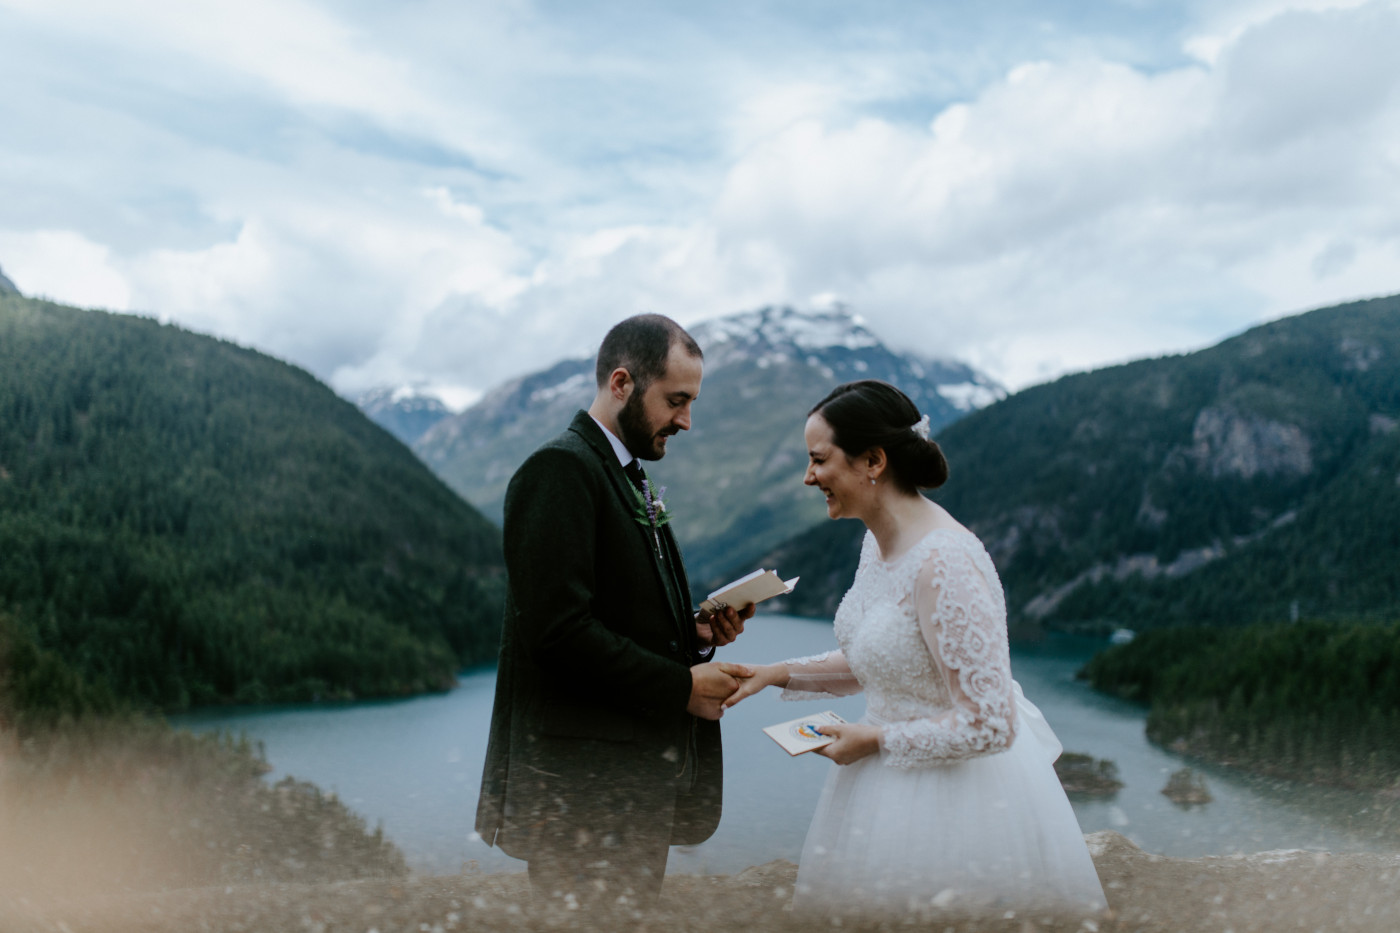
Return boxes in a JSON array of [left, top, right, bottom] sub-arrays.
[[695, 603, 757, 648], [687, 661, 753, 720], [721, 662, 789, 709]]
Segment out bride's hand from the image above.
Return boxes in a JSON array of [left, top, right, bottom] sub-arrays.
[[721, 663, 789, 708], [814, 723, 882, 765]]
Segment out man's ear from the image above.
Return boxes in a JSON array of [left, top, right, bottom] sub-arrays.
[[607, 367, 634, 402]]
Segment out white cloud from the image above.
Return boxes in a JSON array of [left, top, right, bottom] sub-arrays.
[[121, 189, 532, 393], [0, 229, 131, 310], [684, 0, 1400, 387], [1183, 0, 1374, 63], [1, 0, 1397, 399], [0, 0, 519, 165]]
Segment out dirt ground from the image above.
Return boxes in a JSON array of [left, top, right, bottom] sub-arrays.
[[4, 832, 1398, 933]]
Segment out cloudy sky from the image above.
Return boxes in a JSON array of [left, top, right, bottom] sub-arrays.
[[2, 0, 1398, 407]]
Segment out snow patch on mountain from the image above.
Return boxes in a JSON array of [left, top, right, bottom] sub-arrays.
[[691, 305, 880, 361], [358, 385, 451, 410], [939, 381, 1007, 411], [356, 385, 454, 445], [530, 371, 592, 405]]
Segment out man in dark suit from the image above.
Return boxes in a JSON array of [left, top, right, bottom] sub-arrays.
[[475, 314, 754, 910]]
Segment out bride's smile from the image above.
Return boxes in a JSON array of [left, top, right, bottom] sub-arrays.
[[804, 413, 875, 520]]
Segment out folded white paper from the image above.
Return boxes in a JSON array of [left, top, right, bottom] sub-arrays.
[[700, 568, 799, 614]]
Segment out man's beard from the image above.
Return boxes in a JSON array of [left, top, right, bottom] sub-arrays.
[[617, 389, 670, 460]]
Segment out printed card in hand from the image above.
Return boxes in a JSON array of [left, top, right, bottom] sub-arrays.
[[762, 710, 848, 756], [699, 568, 799, 614]]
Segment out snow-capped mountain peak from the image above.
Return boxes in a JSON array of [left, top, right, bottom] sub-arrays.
[[408, 302, 1008, 585], [355, 385, 452, 445], [690, 305, 880, 364]]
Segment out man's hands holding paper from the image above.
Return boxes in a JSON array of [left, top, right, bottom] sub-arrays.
[[695, 602, 756, 648], [687, 661, 754, 720]]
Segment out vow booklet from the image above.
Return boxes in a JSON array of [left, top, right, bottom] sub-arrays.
[[699, 568, 799, 614], [762, 710, 847, 756]]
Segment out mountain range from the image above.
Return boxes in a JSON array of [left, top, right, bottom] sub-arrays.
[[410, 305, 1005, 584], [356, 385, 453, 445], [0, 291, 505, 713], [743, 294, 1400, 631]]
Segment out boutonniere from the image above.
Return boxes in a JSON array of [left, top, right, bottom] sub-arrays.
[[630, 473, 672, 555]]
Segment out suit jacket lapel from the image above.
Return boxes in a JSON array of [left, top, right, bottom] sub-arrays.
[[659, 523, 692, 640], [569, 412, 690, 640]]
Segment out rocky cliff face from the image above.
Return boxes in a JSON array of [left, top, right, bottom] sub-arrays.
[[1183, 406, 1313, 480]]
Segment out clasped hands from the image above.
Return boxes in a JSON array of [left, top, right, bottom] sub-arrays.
[[686, 602, 757, 719], [686, 647, 881, 765]]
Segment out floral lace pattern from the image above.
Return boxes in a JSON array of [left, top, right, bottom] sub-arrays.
[[783, 527, 1017, 769], [778, 650, 856, 699]]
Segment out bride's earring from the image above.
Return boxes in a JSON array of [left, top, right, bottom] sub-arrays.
[[869, 477, 876, 485]]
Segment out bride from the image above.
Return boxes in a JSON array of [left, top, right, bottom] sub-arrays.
[[725, 380, 1106, 918]]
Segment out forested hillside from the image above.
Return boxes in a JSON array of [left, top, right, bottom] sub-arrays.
[[735, 294, 1400, 630], [1081, 622, 1400, 788], [0, 294, 504, 715]]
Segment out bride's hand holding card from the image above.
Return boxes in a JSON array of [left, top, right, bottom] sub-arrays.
[[762, 710, 848, 756]]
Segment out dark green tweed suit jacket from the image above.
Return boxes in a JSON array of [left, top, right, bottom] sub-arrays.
[[474, 410, 722, 858]]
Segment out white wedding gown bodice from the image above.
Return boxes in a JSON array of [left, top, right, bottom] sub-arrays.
[[781, 527, 1106, 918], [785, 528, 1016, 766]]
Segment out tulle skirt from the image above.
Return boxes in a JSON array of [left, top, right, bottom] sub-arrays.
[[793, 684, 1106, 918]]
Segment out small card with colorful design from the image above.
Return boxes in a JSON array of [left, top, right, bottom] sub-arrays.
[[762, 710, 848, 756]]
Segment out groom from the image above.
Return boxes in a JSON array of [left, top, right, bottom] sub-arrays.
[[475, 313, 753, 908]]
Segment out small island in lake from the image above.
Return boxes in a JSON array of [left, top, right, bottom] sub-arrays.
[[1161, 767, 1213, 806], [1055, 752, 1124, 797]]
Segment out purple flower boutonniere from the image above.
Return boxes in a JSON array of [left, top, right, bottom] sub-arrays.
[[630, 473, 672, 555], [641, 479, 672, 528]]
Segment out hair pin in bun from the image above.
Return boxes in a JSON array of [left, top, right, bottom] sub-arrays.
[[912, 414, 930, 440]]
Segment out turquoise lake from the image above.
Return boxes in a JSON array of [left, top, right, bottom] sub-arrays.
[[175, 615, 1399, 874]]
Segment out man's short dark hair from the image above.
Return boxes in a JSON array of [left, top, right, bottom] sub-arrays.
[[595, 314, 703, 391]]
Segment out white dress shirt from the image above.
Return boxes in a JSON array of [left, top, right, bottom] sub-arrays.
[[589, 413, 637, 470]]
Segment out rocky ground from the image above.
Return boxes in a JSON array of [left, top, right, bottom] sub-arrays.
[[4, 832, 1399, 933]]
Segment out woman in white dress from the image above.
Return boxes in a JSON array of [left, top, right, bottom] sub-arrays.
[[725, 380, 1106, 919]]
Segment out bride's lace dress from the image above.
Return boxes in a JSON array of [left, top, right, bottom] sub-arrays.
[[782, 527, 1106, 916]]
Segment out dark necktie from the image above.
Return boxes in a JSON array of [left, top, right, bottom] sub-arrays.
[[626, 458, 686, 613], [624, 459, 647, 495]]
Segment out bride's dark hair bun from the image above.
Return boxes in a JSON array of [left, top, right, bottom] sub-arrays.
[[809, 380, 949, 491]]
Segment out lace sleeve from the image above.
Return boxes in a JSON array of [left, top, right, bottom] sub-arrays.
[[880, 541, 1017, 769], [779, 649, 862, 700], [777, 530, 875, 700]]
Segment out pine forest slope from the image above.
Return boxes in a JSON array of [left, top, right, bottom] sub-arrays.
[[0, 294, 505, 713], [738, 294, 1400, 630], [414, 305, 1003, 585]]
